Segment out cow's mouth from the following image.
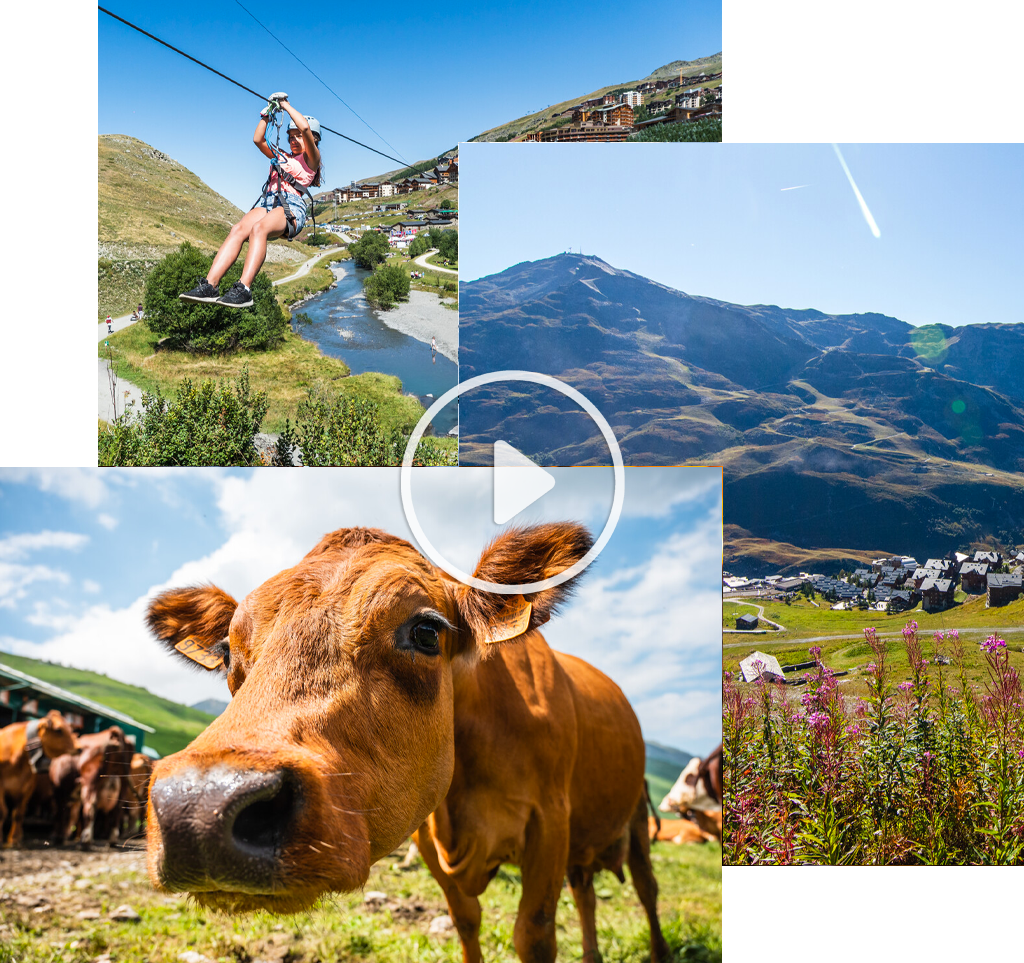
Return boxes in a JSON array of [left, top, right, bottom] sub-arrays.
[[189, 887, 330, 915]]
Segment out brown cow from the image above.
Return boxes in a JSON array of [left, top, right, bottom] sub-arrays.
[[76, 727, 129, 846], [119, 753, 154, 841], [145, 524, 668, 963], [0, 710, 76, 847]]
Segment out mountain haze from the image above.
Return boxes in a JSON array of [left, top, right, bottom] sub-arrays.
[[460, 254, 1024, 568]]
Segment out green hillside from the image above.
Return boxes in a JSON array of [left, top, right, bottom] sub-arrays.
[[0, 651, 215, 757], [98, 134, 307, 318], [467, 54, 722, 143]]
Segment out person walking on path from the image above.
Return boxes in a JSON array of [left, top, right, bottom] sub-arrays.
[[431, 335, 437, 363], [179, 93, 322, 310], [106, 315, 113, 333]]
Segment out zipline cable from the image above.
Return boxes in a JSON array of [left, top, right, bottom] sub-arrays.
[[98, 6, 411, 169], [232, 0, 410, 167]]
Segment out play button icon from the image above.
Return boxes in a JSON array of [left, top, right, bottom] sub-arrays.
[[400, 370, 625, 593], [493, 440, 556, 524]]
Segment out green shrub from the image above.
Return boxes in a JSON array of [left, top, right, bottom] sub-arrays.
[[437, 229, 458, 261], [303, 231, 345, 247], [98, 365, 268, 466], [408, 234, 430, 258], [348, 230, 390, 269], [291, 382, 455, 466], [363, 264, 411, 310], [294, 383, 406, 466], [144, 242, 287, 352], [627, 117, 722, 143]]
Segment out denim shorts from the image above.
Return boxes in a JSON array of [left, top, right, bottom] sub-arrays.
[[256, 191, 307, 236]]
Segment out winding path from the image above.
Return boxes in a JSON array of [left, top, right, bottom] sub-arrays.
[[413, 249, 458, 275]]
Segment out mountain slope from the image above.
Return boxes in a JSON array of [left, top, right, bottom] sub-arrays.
[[98, 135, 305, 318], [0, 650, 215, 757], [460, 254, 1024, 565], [467, 54, 722, 143]]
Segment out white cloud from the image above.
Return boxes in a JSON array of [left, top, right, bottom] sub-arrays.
[[97, 513, 118, 531], [0, 563, 70, 609], [82, 579, 101, 594], [0, 530, 89, 560], [25, 600, 80, 633], [0, 470, 111, 509]]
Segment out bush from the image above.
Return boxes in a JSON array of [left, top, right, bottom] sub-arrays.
[[437, 230, 458, 262], [98, 365, 268, 466], [293, 383, 406, 466], [408, 234, 430, 259], [363, 264, 411, 310], [291, 382, 455, 466], [627, 117, 722, 143], [348, 230, 390, 269], [303, 231, 344, 247], [144, 242, 287, 353]]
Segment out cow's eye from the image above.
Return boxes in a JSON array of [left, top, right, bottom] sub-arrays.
[[411, 621, 440, 653]]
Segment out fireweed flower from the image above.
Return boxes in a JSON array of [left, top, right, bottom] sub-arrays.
[[809, 645, 822, 661], [982, 635, 1007, 654], [806, 711, 830, 729], [898, 681, 914, 692]]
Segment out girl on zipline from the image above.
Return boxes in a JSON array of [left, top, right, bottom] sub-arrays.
[[180, 93, 321, 309]]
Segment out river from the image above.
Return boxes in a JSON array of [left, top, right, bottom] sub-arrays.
[[294, 261, 458, 435]]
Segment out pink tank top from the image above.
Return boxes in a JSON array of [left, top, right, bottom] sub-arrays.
[[268, 151, 316, 196]]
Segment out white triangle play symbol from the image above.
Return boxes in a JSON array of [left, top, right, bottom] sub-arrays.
[[493, 440, 556, 525]]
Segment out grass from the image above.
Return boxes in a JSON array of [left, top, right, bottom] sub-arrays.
[[0, 839, 719, 963], [99, 317, 425, 436], [0, 651, 214, 757], [725, 621, 1024, 864], [723, 595, 1024, 640]]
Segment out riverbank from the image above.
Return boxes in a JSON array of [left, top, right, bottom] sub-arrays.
[[372, 290, 458, 363]]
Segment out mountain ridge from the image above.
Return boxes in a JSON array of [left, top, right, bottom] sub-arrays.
[[460, 254, 1024, 562]]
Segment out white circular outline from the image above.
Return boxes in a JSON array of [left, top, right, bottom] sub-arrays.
[[400, 370, 625, 594]]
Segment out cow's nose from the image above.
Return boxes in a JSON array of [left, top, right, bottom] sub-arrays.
[[150, 765, 299, 890]]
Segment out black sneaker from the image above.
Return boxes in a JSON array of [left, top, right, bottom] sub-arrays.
[[217, 281, 254, 309], [179, 277, 220, 303]]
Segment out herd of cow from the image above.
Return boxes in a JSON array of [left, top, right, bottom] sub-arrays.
[[2, 523, 720, 963], [0, 710, 153, 849]]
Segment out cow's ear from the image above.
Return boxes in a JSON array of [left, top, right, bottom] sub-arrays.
[[457, 523, 593, 648], [147, 586, 238, 672]]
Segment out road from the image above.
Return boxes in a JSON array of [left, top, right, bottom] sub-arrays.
[[98, 246, 346, 421], [413, 249, 458, 275], [724, 625, 1024, 648], [722, 601, 787, 634]]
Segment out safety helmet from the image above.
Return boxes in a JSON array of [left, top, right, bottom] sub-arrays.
[[288, 116, 321, 143]]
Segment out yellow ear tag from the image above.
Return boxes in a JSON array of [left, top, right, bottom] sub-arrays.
[[174, 636, 224, 670], [484, 596, 534, 644]]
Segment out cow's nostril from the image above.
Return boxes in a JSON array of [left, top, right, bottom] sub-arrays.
[[232, 776, 297, 852]]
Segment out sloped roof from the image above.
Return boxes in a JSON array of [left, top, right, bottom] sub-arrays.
[[0, 661, 155, 732]]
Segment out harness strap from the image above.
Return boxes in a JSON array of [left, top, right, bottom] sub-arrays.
[[24, 718, 47, 773]]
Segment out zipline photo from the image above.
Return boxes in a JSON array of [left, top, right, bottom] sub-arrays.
[[97, 4, 460, 469]]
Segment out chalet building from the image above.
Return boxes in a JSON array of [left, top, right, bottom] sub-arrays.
[[925, 558, 953, 575], [959, 562, 990, 594], [524, 125, 632, 143], [774, 577, 806, 593], [620, 90, 642, 106], [921, 577, 955, 612], [736, 613, 759, 630], [909, 567, 932, 589], [434, 158, 459, 184], [887, 590, 915, 613], [974, 550, 1001, 565], [987, 572, 1023, 607], [572, 103, 634, 127], [378, 182, 396, 198]]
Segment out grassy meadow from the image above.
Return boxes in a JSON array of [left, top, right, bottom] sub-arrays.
[[726, 617, 1024, 864], [0, 836, 719, 963]]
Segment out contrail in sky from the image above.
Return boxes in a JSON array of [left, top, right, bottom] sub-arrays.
[[780, 185, 808, 191], [832, 144, 881, 238]]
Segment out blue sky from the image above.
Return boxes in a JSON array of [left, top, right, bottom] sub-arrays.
[[0, 468, 723, 756], [98, 1, 721, 209], [460, 143, 1024, 329]]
